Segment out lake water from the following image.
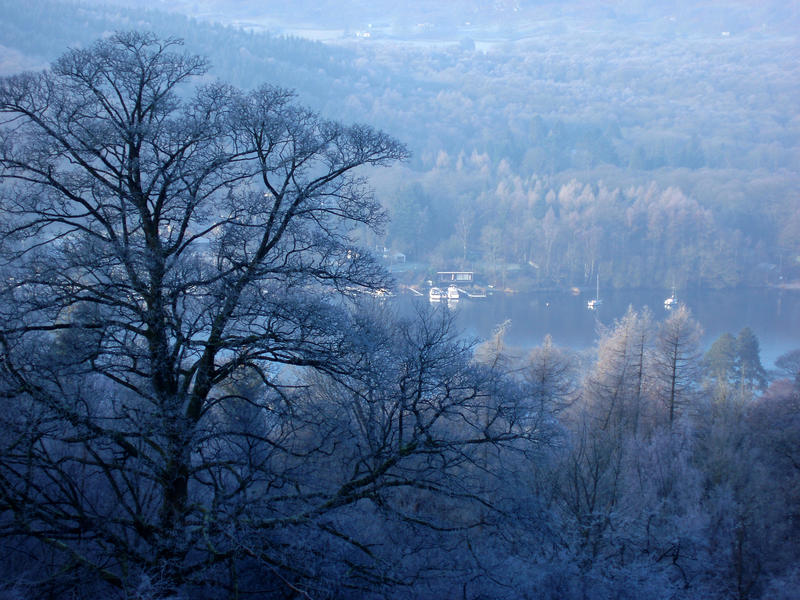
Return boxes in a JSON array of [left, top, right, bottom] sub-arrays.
[[404, 288, 800, 370]]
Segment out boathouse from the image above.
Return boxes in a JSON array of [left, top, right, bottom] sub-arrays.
[[436, 271, 473, 283]]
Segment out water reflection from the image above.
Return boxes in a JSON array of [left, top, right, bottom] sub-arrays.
[[411, 288, 800, 369]]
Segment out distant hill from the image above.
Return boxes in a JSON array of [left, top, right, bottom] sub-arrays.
[[2, 0, 798, 289]]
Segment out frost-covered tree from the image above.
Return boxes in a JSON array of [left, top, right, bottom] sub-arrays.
[[652, 305, 703, 427], [524, 334, 579, 416], [0, 30, 525, 598], [584, 306, 655, 436], [0, 31, 558, 599]]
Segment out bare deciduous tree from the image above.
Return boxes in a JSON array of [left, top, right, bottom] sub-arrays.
[[0, 30, 408, 596], [0, 32, 551, 599]]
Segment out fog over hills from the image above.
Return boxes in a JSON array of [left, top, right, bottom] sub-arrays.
[[87, 0, 800, 38], [1, 0, 798, 289]]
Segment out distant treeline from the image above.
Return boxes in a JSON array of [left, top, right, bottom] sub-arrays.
[[1, 0, 797, 288], [374, 162, 798, 289]]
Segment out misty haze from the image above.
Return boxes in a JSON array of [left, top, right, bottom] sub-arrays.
[[0, 1, 798, 598]]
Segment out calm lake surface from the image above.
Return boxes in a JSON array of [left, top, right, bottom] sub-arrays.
[[402, 288, 800, 370]]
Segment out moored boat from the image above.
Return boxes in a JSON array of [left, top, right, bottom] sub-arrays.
[[664, 288, 678, 310], [429, 287, 445, 302], [587, 274, 602, 310]]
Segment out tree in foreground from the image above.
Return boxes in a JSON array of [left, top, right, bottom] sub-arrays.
[[652, 305, 702, 427], [0, 32, 545, 598]]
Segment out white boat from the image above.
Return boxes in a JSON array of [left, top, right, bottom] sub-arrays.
[[587, 274, 602, 310], [429, 287, 445, 302], [664, 288, 678, 310], [447, 284, 460, 301]]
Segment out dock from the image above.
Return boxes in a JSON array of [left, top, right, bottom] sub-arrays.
[[460, 288, 487, 298]]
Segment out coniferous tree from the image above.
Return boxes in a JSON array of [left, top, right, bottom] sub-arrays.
[[653, 306, 703, 427], [704, 332, 740, 386], [736, 327, 768, 392]]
